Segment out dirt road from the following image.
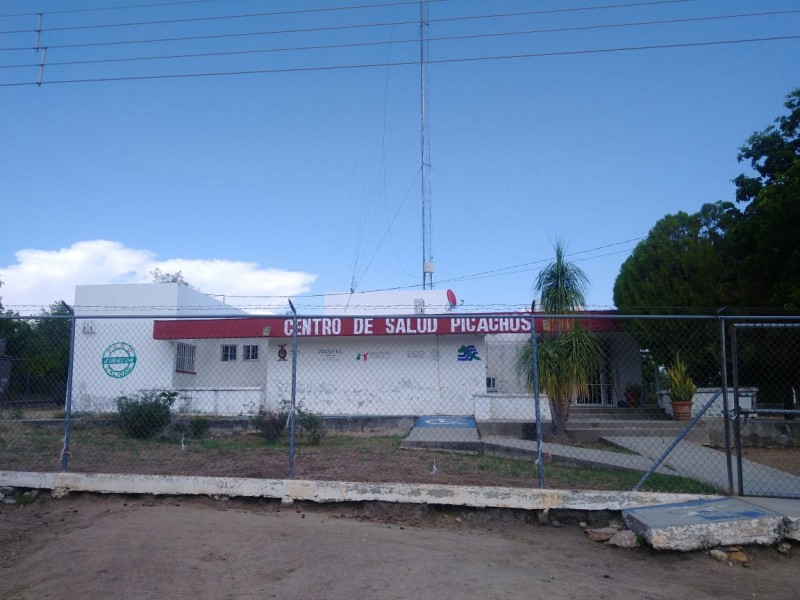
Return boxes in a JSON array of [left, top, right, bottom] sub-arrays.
[[1, 493, 797, 599]]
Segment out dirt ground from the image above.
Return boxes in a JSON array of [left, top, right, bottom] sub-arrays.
[[11, 421, 800, 493], [1, 493, 799, 600]]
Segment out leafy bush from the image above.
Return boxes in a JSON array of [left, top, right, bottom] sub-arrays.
[[296, 404, 326, 446], [251, 408, 289, 444], [116, 391, 177, 439], [164, 416, 210, 443], [188, 417, 210, 437]]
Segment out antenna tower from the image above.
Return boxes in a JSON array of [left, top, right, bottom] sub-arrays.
[[419, 0, 433, 290]]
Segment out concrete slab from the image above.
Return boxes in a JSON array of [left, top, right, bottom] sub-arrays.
[[401, 416, 481, 451], [623, 497, 786, 551], [740, 497, 800, 541]]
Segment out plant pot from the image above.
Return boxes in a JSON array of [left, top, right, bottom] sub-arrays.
[[670, 400, 693, 421], [625, 392, 640, 408]]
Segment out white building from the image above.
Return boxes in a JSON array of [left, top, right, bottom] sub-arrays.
[[70, 284, 640, 422]]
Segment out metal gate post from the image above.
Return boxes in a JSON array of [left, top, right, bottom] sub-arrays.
[[60, 306, 76, 472], [718, 312, 734, 495], [529, 301, 545, 489], [730, 324, 744, 496], [288, 300, 298, 480]]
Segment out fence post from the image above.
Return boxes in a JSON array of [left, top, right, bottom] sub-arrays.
[[288, 300, 298, 480], [529, 301, 546, 489], [718, 311, 734, 495], [730, 324, 745, 496], [60, 304, 76, 472]]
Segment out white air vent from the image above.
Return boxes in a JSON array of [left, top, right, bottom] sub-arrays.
[[414, 298, 425, 314]]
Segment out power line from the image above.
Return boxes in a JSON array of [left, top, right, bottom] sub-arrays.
[[0, 0, 698, 52], [196, 237, 644, 301], [0, 0, 450, 35], [2, 34, 797, 88], [0, 0, 223, 19], [4, 8, 794, 75]]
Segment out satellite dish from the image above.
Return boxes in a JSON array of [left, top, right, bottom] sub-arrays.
[[446, 289, 457, 308]]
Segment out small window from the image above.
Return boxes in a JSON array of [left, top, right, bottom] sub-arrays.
[[176, 343, 196, 373], [486, 376, 497, 392], [243, 344, 259, 361], [221, 344, 237, 362]]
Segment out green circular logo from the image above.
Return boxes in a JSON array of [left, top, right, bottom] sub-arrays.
[[102, 342, 137, 378]]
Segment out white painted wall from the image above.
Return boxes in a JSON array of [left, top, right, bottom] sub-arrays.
[[264, 335, 487, 416], [324, 289, 455, 315], [74, 283, 247, 317], [71, 284, 243, 412], [71, 317, 174, 412], [658, 387, 757, 419], [474, 393, 553, 422]]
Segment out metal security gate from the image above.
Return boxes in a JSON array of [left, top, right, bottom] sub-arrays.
[[731, 322, 800, 498]]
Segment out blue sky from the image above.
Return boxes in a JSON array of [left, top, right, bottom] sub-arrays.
[[1, 0, 799, 314]]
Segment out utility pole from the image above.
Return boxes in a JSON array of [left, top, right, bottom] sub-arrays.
[[419, 0, 434, 290]]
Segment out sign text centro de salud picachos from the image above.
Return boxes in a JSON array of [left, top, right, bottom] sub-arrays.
[[153, 314, 621, 341], [282, 316, 532, 337], [153, 315, 539, 340]]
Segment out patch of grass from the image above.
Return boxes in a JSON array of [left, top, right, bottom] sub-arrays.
[[475, 455, 535, 478], [543, 465, 722, 495], [196, 435, 272, 453], [565, 440, 637, 455], [0, 424, 723, 495]]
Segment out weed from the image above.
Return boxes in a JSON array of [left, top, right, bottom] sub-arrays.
[[251, 408, 289, 444], [295, 404, 326, 446], [188, 417, 210, 437], [116, 391, 177, 439]]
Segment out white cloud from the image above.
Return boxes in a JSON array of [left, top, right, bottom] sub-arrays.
[[0, 240, 317, 313]]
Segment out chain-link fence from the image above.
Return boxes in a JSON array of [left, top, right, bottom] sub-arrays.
[[1, 311, 799, 497], [730, 322, 800, 497]]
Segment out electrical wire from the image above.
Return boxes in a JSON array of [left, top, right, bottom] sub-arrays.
[[2, 34, 796, 87], [5, 9, 794, 78], [0, 0, 223, 19], [0, 0, 697, 34], [0, 0, 701, 52], [0, 0, 452, 35]]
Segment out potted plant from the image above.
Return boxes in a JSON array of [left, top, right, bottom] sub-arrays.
[[665, 355, 696, 421], [624, 383, 642, 408]]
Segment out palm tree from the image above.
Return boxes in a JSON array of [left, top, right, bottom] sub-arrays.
[[516, 241, 602, 436]]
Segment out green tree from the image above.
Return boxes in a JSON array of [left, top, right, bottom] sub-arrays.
[[516, 241, 602, 436], [613, 202, 737, 384], [0, 279, 32, 361], [614, 202, 737, 312], [21, 302, 72, 405], [613, 88, 800, 389], [733, 88, 800, 309]]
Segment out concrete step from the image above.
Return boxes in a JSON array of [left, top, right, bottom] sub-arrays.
[[569, 407, 667, 421], [567, 426, 709, 444], [566, 420, 688, 430]]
